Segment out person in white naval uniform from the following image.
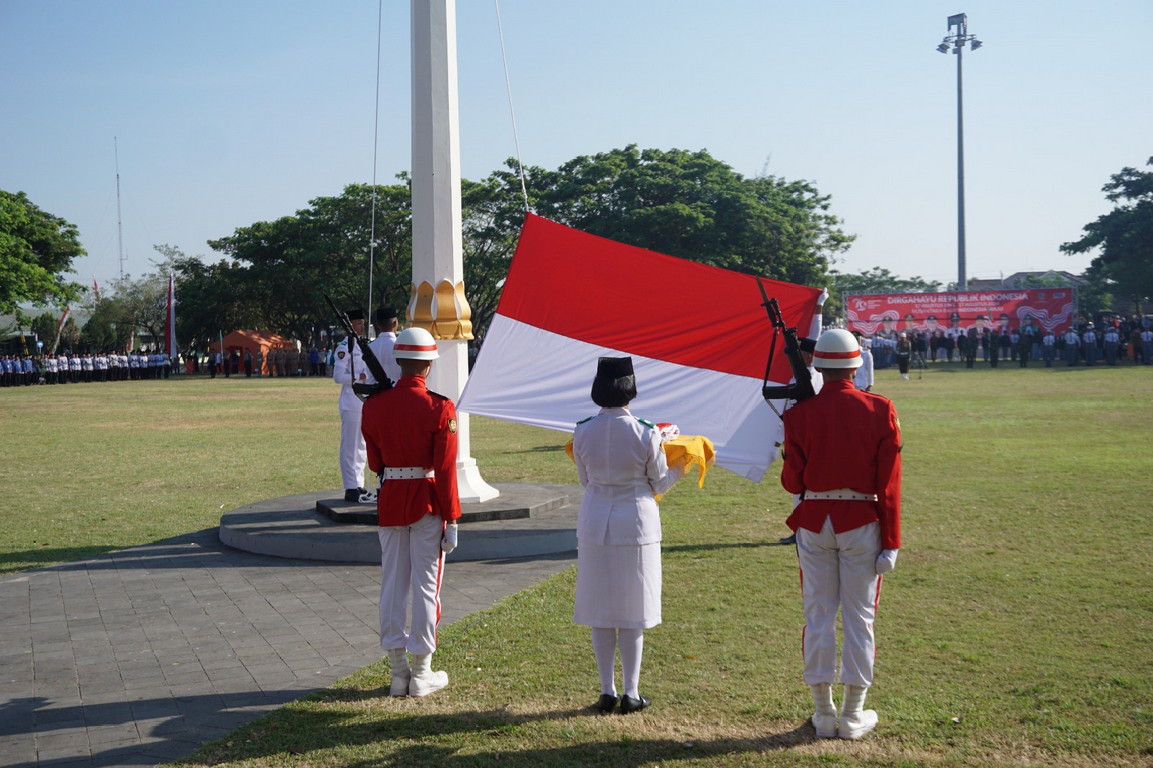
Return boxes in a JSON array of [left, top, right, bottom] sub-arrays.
[[853, 334, 875, 392], [332, 308, 377, 502], [368, 306, 403, 385], [571, 356, 687, 715]]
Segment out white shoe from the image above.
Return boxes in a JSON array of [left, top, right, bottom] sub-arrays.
[[838, 708, 878, 739], [409, 653, 448, 697], [838, 684, 878, 739], [810, 683, 837, 738], [386, 649, 410, 697]]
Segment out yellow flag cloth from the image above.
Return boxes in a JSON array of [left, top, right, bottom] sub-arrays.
[[662, 435, 717, 490], [564, 435, 716, 500]]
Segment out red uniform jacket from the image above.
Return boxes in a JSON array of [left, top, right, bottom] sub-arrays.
[[361, 374, 462, 527], [781, 378, 902, 549]]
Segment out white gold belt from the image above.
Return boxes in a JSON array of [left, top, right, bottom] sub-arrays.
[[382, 467, 435, 480], [805, 489, 878, 501]]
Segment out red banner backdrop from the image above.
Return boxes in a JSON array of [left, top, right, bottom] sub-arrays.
[[845, 289, 1077, 336]]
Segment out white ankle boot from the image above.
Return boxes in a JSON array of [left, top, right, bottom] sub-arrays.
[[408, 653, 448, 697], [838, 684, 878, 739], [386, 649, 410, 697], [810, 683, 837, 738]]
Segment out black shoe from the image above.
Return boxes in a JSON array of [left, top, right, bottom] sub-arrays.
[[595, 694, 618, 713], [343, 489, 361, 502], [779, 533, 797, 545], [618, 694, 651, 714]]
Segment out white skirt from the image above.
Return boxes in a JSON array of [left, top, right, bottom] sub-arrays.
[[573, 541, 662, 629]]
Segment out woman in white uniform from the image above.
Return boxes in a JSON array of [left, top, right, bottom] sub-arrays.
[[572, 357, 686, 714]]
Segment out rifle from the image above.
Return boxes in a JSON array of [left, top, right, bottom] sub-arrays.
[[325, 295, 393, 401], [756, 277, 815, 418]]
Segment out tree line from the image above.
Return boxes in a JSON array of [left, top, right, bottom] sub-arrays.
[[3, 149, 1149, 355]]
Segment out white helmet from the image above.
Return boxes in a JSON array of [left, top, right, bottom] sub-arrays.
[[393, 327, 439, 360], [812, 329, 862, 369]]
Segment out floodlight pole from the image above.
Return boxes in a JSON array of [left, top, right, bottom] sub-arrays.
[[955, 33, 967, 292], [937, 13, 982, 291]]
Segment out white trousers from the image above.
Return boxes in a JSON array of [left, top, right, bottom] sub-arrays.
[[378, 513, 445, 656], [797, 517, 882, 688], [339, 407, 366, 490]]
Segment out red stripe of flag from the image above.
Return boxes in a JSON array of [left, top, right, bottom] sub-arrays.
[[499, 214, 821, 381]]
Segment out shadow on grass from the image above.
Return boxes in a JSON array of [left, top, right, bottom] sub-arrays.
[[0, 528, 339, 576], [504, 444, 567, 454], [184, 690, 817, 767], [0, 545, 131, 577], [888, 362, 1115, 375], [361, 732, 817, 767], [663, 540, 782, 554]]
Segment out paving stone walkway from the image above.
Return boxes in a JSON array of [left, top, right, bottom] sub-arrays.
[[0, 527, 576, 767]]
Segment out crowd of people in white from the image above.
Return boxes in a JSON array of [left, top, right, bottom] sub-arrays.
[[0, 349, 176, 386]]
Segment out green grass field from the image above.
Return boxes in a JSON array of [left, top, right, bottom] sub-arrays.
[[2, 363, 1150, 767]]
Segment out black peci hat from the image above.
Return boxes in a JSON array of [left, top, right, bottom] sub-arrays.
[[346, 309, 365, 321], [591, 356, 636, 407], [375, 306, 398, 324], [799, 337, 816, 353]]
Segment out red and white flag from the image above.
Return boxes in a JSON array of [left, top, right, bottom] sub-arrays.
[[458, 214, 824, 482], [164, 275, 177, 357], [51, 307, 72, 353]]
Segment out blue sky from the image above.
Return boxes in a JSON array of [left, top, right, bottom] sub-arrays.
[[3, 0, 1150, 293]]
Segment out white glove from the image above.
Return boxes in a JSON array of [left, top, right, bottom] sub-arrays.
[[441, 524, 458, 555], [875, 548, 899, 574]]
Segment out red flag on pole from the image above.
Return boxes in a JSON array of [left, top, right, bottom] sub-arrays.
[[51, 307, 71, 354]]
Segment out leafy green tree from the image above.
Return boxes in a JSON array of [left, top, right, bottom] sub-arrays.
[[0, 191, 85, 316], [1015, 273, 1076, 289], [461, 166, 541, 341], [31, 311, 80, 353], [454, 147, 852, 339], [30, 313, 59, 352], [106, 271, 170, 351], [192, 149, 851, 344], [1061, 157, 1153, 306], [166, 249, 251, 354], [78, 299, 122, 352], [531, 146, 852, 286], [1076, 263, 1116, 321], [207, 183, 413, 343]]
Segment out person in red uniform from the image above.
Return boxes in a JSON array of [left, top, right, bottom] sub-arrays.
[[361, 326, 461, 698], [780, 328, 902, 740]]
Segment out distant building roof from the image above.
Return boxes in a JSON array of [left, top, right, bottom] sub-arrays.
[[967, 270, 1087, 290]]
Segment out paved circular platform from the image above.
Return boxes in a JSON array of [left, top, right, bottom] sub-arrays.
[[219, 483, 582, 563]]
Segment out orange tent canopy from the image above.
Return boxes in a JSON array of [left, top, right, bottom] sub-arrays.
[[209, 330, 292, 375]]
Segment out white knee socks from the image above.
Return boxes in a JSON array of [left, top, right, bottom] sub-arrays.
[[591, 627, 645, 698], [591, 628, 617, 695], [618, 628, 644, 699]]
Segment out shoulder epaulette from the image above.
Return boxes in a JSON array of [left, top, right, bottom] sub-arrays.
[[576, 415, 594, 426], [635, 417, 656, 429]]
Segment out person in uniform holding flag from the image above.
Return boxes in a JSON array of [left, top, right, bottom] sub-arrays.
[[571, 357, 687, 715], [360, 326, 461, 698], [780, 329, 902, 740]]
